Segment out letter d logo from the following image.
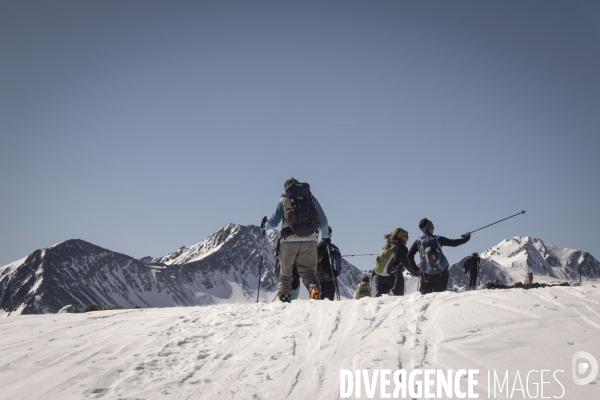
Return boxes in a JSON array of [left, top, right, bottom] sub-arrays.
[[572, 351, 599, 386]]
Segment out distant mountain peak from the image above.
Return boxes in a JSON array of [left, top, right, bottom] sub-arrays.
[[450, 236, 600, 289], [1, 223, 363, 315]]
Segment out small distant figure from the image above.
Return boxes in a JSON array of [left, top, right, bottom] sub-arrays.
[[464, 252, 481, 290], [486, 279, 498, 289], [355, 276, 372, 299], [485, 279, 511, 289], [524, 272, 534, 285]]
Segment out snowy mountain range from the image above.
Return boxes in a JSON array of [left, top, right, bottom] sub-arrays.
[[0, 224, 364, 316], [448, 236, 600, 289], [2, 232, 598, 316]]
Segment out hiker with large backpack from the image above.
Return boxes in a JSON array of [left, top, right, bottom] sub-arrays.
[[464, 252, 480, 290], [355, 276, 372, 299], [262, 178, 329, 303], [317, 226, 342, 301], [373, 228, 419, 297], [408, 218, 471, 295]]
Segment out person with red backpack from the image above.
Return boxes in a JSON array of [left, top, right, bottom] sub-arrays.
[[408, 218, 471, 295], [262, 178, 329, 303]]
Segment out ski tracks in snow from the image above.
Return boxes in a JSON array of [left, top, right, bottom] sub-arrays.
[[0, 298, 434, 400], [2, 284, 600, 399]]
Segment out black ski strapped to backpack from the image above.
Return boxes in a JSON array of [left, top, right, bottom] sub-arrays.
[[281, 182, 320, 238]]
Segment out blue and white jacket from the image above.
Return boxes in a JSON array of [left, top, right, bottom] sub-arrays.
[[263, 196, 329, 243]]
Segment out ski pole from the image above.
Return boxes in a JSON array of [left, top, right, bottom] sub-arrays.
[[257, 217, 267, 303], [461, 210, 526, 237], [256, 235, 264, 303], [341, 253, 377, 257]]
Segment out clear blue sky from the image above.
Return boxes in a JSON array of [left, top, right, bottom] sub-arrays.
[[1, 1, 599, 271]]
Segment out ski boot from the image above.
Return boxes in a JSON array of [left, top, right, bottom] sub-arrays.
[[279, 293, 291, 303], [308, 281, 321, 300]]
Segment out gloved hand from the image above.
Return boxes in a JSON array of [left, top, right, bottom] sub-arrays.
[[260, 216, 268, 229], [323, 238, 331, 245], [333, 269, 341, 277]]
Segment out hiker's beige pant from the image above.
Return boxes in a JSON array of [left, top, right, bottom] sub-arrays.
[[278, 242, 318, 296]]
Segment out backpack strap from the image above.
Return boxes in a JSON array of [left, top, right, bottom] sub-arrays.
[[434, 235, 443, 254]]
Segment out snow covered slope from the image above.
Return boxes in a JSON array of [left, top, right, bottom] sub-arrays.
[[1, 284, 598, 399], [0, 224, 363, 315]]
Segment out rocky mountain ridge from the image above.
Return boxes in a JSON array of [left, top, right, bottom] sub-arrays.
[[448, 236, 600, 289], [0, 224, 363, 316]]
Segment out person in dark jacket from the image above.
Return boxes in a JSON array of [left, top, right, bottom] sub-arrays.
[[375, 228, 419, 297], [408, 218, 471, 295], [317, 227, 342, 301], [464, 252, 480, 290]]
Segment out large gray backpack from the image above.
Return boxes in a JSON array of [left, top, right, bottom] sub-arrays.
[[281, 182, 320, 237]]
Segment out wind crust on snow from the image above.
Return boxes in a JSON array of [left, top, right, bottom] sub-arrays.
[[1, 284, 599, 399]]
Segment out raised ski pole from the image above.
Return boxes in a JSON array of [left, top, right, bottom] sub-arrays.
[[326, 244, 341, 301], [257, 217, 267, 303], [341, 253, 377, 257], [461, 210, 526, 237]]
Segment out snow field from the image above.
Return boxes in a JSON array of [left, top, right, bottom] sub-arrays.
[[1, 284, 599, 399]]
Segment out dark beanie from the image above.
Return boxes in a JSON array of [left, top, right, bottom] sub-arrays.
[[419, 218, 431, 230], [284, 177, 299, 191]]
